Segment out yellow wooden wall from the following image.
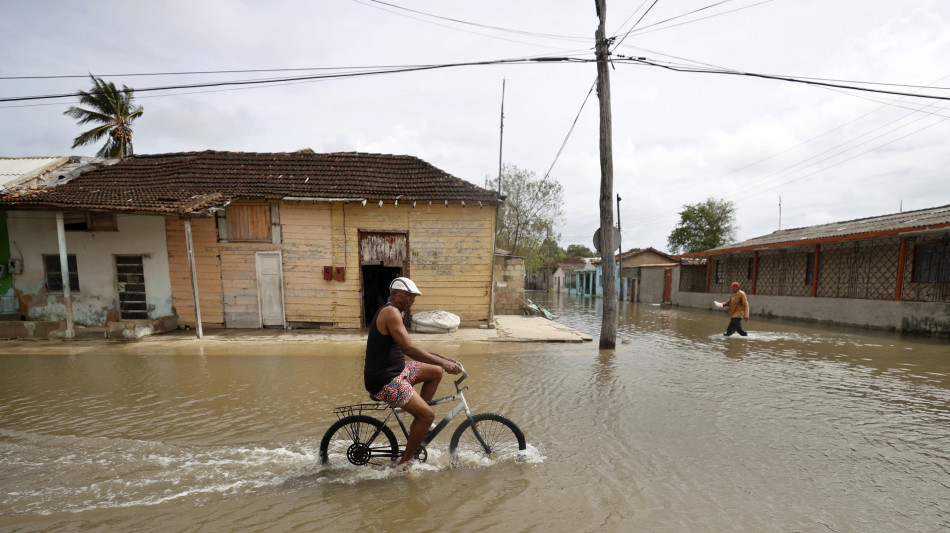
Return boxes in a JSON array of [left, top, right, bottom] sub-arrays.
[[332, 201, 496, 328], [218, 242, 280, 327], [166, 201, 496, 330], [281, 201, 336, 324], [165, 217, 225, 327]]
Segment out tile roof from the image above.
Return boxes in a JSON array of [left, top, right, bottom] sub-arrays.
[[0, 151, 501, 216], [684, 204, 950, 256]]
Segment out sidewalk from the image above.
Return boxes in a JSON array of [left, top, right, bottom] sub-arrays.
[[142, 315, 592, 345]]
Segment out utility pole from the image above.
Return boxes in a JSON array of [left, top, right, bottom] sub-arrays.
[[595, 0, 617, 349]]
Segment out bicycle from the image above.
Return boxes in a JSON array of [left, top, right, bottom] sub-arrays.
[[319, 364, 526, 467]]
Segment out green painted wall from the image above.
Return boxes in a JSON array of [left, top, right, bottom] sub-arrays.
[[0, 211, 14, 314]]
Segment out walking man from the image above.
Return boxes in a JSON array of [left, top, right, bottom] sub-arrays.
[[722, 281, 750, 336]]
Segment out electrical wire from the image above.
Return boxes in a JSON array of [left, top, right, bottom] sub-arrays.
[[612, 0, 661, 50], [0, 57, 590, 104]]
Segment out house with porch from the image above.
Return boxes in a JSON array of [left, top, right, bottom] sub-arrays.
[[0, 151, 502, 339], [675, 204, 950, 336], [557, 257, 597, 296]]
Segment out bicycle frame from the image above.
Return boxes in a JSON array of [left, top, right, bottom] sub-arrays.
[[363, 364, 492, 456]]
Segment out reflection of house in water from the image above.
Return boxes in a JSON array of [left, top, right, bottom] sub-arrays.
[[674, 204, 950, 336]]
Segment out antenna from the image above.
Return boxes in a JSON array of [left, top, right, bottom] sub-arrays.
[[778, 195, 782, 230], [497, 78, 505, 196]]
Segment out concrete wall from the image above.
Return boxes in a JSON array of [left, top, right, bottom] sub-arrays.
[[7, 211, 174, 326], [677, 290, 950, 336], [640, 266, 679, 304], [493, 254, 525, 315]]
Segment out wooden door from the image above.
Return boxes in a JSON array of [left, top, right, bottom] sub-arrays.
[[663, 268, 673, 304], [256, 252, 285, 327]]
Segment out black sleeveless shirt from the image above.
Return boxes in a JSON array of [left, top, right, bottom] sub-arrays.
[[364, 304, 406, 395]]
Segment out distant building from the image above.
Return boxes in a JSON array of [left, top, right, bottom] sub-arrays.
[[674, 205, 950, 336]]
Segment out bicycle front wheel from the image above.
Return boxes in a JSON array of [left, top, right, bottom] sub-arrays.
[[449, 413, 526, 462], [319, 415, 399, 467]]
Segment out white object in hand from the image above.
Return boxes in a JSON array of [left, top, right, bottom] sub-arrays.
[[713, 300, 723, 309]]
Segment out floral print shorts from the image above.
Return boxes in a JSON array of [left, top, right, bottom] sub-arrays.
[[373, 361, 422, 408]]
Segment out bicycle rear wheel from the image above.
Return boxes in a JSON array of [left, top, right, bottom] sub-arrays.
[[319, 415, 399, 467], [449, 413, 526, 462]]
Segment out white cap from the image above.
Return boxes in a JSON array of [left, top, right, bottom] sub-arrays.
[[390, 277, 422, 295]]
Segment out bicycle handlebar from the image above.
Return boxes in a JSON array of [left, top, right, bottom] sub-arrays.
[[454, 362, 467, 387]]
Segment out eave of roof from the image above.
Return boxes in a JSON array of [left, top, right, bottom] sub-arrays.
[[679, 204, 950, 258]]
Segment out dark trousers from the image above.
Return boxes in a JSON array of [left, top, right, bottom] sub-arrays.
[[725, 317, 747, 336]]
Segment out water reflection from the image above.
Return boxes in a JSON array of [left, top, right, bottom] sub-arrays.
[[0, 291, 948, 532]]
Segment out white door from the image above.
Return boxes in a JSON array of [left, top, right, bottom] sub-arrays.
[[256, 252, 285, 327]]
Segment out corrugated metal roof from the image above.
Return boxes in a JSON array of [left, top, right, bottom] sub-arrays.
[[0, 150, 502, 216], [0, 157, 69, 188], [691, 204, 950, 256]]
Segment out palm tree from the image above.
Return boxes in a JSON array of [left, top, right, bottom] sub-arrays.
[[64, 75, 143, 157]]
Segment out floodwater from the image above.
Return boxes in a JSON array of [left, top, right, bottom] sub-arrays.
[[1, 291, 948, 532]]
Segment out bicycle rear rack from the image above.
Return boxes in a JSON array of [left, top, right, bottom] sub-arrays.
[[332, 402, 389, 420]]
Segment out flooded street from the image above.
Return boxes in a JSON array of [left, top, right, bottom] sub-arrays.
[[2, 291, 949, 532]]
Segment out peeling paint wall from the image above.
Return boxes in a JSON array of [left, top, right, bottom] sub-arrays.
[[7, 211, 173, 326], [165, 217, 224, 327], [164, 201, 496, 330]]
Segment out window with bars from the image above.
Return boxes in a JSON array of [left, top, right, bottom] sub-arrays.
[[912, 241, 950, 283], [715, 260, 725, 283], [44, 254, 79, 292]]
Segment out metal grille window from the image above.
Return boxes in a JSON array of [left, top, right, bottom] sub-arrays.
[[715, 261, 725, 283], [912, 241, 950, 283], [116, 255, 148, 320], [44, 254, 79, 292]]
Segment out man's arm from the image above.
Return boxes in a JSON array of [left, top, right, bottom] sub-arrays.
[[378, 306, 460, 372], [741, 293, 750, 319]]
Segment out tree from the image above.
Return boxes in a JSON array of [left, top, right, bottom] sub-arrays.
[[64, 75, 143, 157], [489, 164, 565, 273], [564, 244, 595, 257], [667, 198, 738, 254]]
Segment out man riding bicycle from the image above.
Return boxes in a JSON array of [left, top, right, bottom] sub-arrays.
[[364, 277, 462, 467]]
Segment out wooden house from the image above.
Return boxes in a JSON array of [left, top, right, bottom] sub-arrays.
[[0, 151, 501, 337]]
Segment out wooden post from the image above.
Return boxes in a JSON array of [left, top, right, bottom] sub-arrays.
[[752, 251, 759, 295], [184, 218, 203, 339], [595, 0, 617, 349], [811, 244, 821, 298], [895, 237, 907, 301], [54, 212, 75, 339]]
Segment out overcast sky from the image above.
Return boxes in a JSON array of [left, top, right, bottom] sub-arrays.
[[3, 0, 949, 252]]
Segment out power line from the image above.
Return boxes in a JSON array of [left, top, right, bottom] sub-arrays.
[[612, 0, 661, 50], [617, 57, 950, 101], [623, 0, 776, 38], [0, 57, 590, 104]]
